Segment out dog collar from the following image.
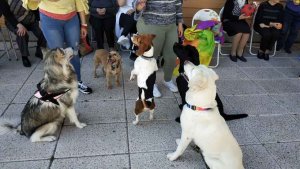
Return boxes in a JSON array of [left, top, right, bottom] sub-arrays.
[[34, 82, 70, 105], [186, 103, 212, 111]]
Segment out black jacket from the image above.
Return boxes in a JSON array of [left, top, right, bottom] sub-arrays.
[[0, 0, 19, 28]]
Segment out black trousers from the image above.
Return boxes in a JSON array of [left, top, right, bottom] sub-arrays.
[[119, 13, 137, 36], [255, 27, 280, 52], [7, 21, 46, 57], [89, 16, 115, 49]]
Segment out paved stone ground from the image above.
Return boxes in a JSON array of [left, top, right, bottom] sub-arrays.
[[0, 43, 300, 169]]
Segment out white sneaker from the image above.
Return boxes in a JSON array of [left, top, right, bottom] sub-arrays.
[[163, 80, 178, 92], [117, 35, 130, 49], [153, 84, 162, 98]]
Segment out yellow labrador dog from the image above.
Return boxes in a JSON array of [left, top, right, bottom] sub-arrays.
[[167, 61, 244, 169]]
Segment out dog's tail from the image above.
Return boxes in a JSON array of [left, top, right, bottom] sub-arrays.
[[0, 119, 20, 135]]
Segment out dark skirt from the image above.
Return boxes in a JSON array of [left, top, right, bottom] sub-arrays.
[[222, 20, 251, 36]]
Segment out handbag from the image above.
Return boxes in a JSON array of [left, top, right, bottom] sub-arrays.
[[79, 35, 93, 57]]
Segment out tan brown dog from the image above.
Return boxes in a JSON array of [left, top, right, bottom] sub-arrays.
[[130, 34, 157, 125], [94, 49, 122, 89]]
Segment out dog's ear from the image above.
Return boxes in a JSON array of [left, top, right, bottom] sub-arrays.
[[188, 70, 209, 91], [64, 47, 74, 58]]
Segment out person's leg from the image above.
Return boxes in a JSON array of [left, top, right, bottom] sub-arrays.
[[29, 21, 47, 59], [257, 28, 271, 53], [237, 33, 250, 56], [64, 15, 81, 81], [64, 15, 92, 94], [285, 13, 300, 53], [103, 17, 116, 49], [40, 13, 65, 49], [120, 14, 136, 36], [162, 23, 178, 82], [277, 9, 293, 50], [229, 33, 242, 62], [90, 16, 105, 49], [267, 28, 280, 51]]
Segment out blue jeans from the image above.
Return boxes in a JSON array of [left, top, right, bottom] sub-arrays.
[[40, 13, 81, 81], [277, 8, 300, 50]]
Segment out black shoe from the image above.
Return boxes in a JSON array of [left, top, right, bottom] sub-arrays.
[[257, 51, 264, 59], [35, 53, 43, 60], [237, 55, 247, 62], [22, 57, 31, 67], [229, 55, 237, 62], [264, 53, 269, 61], [78, 81, 93, 94], [284, 48, 292, 54]]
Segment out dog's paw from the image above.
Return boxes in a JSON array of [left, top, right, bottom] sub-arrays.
[[129, 75, 135, 81], [76, 123, 87, 129], [43, 136, 57, 142], [94, 74, 99, 78], [176, 139, 181, 145], [108, 86, 112, 90], [167, 152, 178, 161], [132, 120, 139, 125]]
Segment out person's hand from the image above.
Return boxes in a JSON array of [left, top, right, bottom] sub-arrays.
[[136, 0, 147, 12], [81, 25, 87, 38], [16, 23, 27, 36], [239, 14, 250, 20], [259, 23, 270, 28], [274, 23, 282, 29], [178, 23, 183, 37], [96, 8, 106, 15], [126, 9, 135, 15]]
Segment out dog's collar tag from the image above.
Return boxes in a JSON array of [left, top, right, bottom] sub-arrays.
[[186, 103, 212, 111]]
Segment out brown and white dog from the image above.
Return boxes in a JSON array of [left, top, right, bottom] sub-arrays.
[[94, 49, 122, 89], [130, 34, 157, 125]]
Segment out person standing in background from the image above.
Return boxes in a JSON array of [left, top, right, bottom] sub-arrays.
[[6, 0, 47, 67], [134, 0, 183, 98], [89, 0, 118, 51], [276, 0, 300, 54], [23, 0, 93, 94]]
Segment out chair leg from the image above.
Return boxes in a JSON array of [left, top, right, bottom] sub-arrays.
[[8, 30, 18, 60], [219, 43, 229, 56], [270, 41, 277, 57], [249, 29, 256, 56], [0, 29, 11, 61], [209, 44, 220, 68]]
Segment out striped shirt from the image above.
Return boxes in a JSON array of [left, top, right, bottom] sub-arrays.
[[8, 0, 35, 25], [134, 0, 183, 25]]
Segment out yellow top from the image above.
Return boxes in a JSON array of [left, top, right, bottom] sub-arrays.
[[22, 0, 89, 14]]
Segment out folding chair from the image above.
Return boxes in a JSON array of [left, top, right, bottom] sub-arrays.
[[191, 9, 221, 68], [248, 9, 277, 56], [0, 16, 18, 60], [218, 7, 230, 56]]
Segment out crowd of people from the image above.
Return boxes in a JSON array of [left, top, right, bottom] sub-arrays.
[[0, 0, 299, 95]]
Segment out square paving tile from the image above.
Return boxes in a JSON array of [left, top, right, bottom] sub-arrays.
[[224, 95, 289, 115], [264, 142, 300, 169], [240, 67, 286, 80], [0, 132, 57, 162], [275, 68, 300, 78], [1, 103, 24, 119], [246, 115, 300, 143], [51, 155, 129, 169], [236, 58, 272, 68], [217, 80, 266, 96], [242, 145, 281, 169], [268, 58, 300, 68], [0, 160, 50, 169], [126, 98, 181, 123], [270, 94, 300, 114], [227, 118, 260, 145], [0, 70, 31, 85], [65, 100, 126, 125], [0, 85, 22, 104], [12, 84, 36, 103], [214, 66, 249, 80], [128, 121, 181, 153], [25, 70, 44, 84], [0, 104, 8, 116], [254, 79, 300, 94], [55, 123, 128, 158], [130, 151, 206, 169]]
